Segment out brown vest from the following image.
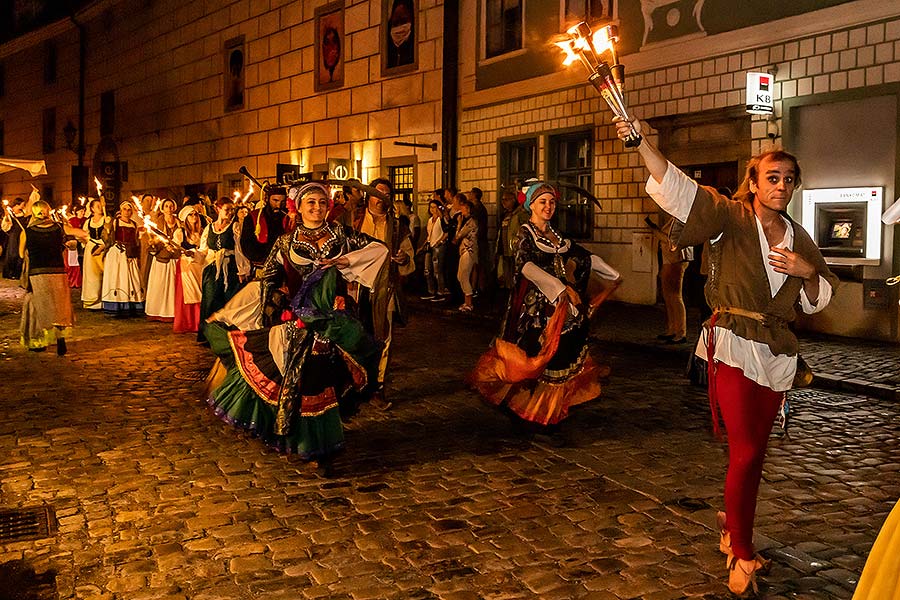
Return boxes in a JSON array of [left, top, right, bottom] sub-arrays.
[[676, 185, 839, 356]]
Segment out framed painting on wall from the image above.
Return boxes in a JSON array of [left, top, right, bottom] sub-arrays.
[[315, 2, 345, 92], [382, 0, 417, 76]]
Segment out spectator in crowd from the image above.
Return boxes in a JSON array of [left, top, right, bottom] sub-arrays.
[[2, 197, 27, 280], [495, 188, 527, 292], [352, 178, 415, 409], [421, 199, 449, 300], [453, 195, 478, 313], [468, 187, 490, 296], [647, 214, 689, 344]]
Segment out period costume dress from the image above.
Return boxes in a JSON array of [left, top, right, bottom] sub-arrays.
[[204, 216, 388, 461], [20, 220, 75, 351], [197, 218, 249, 340], [101, 217, 145, 316], [853, 499, 900, 599], [144, 217, 181, 321], [172, 223, 203, 334], [471, 217, 620, 426], [81, 216, 110, 310]]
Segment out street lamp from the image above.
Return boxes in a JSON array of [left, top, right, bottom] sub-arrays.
[[556, 22, 642, 148]]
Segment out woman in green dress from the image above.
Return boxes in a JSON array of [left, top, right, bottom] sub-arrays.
[[204, 182, 389, 474], [197, 197, 250, 341]]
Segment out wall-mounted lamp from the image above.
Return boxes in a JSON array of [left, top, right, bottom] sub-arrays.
[[766, 116, 779, 141], [63, 120, 77, 151]]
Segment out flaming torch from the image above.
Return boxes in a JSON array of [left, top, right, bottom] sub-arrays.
[[94, 177, 103, 198], [556, 22, 642, 148]]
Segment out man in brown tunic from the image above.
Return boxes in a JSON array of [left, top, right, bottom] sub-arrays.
[[615, 116, 838, 597]]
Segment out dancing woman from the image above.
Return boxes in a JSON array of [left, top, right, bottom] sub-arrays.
[[204, 182, 388, 473], [471, 182, 620, 428]]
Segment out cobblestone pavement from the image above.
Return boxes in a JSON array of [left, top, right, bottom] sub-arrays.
[[0, 280, 898, 599]]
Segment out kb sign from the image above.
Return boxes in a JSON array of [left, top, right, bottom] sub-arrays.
[[746, 72, 774, 115]]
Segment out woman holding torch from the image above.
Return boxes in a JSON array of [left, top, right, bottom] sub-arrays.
[[613, 116, 837, 596], [144, 198, 181, 322], [81, 199, 111, 310], [470, 181, 621, 433], [101, 199, 145, 317]]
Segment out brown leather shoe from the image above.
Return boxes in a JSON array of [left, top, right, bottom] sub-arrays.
[[371, 389, 392, 411]]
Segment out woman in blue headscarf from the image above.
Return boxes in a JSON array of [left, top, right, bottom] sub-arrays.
[[471, 181, 621, 429]]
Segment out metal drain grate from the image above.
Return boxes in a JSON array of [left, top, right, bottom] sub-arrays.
[[0, 506, 56, 543]]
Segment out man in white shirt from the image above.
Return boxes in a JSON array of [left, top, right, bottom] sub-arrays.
[[614, 116, 838, 597]]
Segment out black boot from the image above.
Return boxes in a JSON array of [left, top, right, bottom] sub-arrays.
[[56, 338, 67, 356]]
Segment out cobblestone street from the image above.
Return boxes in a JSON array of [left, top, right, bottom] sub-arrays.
[[0, 281, 898, 599]]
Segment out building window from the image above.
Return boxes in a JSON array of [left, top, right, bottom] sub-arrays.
[[562, 0, 612, 25], [44, 41, 57, 84], [42, 107, 56, 153], [42, 185, 54, 205], [100, 90, 115, 137], [485, 0, 522, 59], [499, 138, 537, 194], [388, 164, 415, 207], [549, 130, 592, 240]]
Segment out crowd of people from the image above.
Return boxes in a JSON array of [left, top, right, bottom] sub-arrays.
[[3, 127, 863, 595]]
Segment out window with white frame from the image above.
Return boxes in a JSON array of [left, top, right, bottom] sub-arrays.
[[485, 0, 523, 59]]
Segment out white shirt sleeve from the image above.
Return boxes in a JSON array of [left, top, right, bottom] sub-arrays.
[[591, 255, 620, 280], [798, 275, 833, 314], [522, 261, 565, 302], [645, 161, 699, 223], [338, 242, 390, 289]]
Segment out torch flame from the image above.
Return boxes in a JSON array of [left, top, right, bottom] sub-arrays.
[[555, 40, 581, 67], [233, 190, 241, 201], [94, 177, 103, 197], [241, 181, 255, 204]]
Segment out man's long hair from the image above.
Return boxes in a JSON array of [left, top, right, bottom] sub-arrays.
[[732, 149, 802, 206]]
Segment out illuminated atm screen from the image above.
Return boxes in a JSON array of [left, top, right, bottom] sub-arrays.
[[802, 187, 883, 266]]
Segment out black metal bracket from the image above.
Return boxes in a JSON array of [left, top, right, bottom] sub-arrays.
[[393, 141, 438, 151]]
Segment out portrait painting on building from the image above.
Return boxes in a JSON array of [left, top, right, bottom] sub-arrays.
[[382, 0, 417, 76], [224, 36, 245, 112], [315, 2, 345, 92]]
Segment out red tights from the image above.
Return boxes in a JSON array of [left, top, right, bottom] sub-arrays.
[[715, 362, 784, 560]]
